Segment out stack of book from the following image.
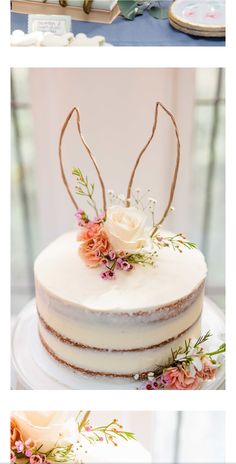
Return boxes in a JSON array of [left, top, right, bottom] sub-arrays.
[[11, 0, 120, 24]]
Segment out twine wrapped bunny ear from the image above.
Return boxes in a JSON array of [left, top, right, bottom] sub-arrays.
[[59, 107, 107, 215], [126, 102, 180, 236]]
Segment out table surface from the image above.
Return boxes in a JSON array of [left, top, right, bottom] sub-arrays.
[[11, 11, 225, 47]]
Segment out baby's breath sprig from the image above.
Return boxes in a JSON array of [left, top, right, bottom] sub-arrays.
[[72, 167, 98, 216]]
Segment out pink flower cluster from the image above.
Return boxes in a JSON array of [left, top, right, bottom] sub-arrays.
[[100, 253, 133, 280], [144, 358, 217, 391], [11, 437, 50, 464], [76, 212, 134, 279], [76, 208, 105, 227]]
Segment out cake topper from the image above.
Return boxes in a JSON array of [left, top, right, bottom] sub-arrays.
[[59, 103, 195, 279]]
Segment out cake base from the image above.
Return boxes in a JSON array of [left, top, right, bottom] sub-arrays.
[[11, 298, 225, 390]]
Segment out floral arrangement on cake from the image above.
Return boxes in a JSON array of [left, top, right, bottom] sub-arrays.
[[58, 103, 197, 280], [137, 331, 226, 390], [10, 411, 135, 463], [72, 168, 196, 280]]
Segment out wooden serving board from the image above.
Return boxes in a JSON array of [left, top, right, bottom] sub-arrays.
[[11, 0, 120, 24]]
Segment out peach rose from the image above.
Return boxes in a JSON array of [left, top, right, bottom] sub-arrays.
[[197, 358, 216, 381], [11, 418, 23, 448], [11, 412, 78, 453], [162, 366, 200, 390], [78, 223, 111, 267]]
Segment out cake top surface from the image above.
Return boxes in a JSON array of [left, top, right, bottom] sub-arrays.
[[78, 436, 152, 463], [34, 231, 207, 313]]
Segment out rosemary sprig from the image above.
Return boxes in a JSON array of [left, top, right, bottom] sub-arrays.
[[73, 167, 98, 216], [194, 331, 212, 348]]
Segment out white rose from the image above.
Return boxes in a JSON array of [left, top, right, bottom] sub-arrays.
[[11, 411, 79, 452], [104, 205, 152, 254]]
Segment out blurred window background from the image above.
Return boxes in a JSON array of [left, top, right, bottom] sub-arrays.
[[81, 411, 225, 463], [11, 68, 225, 315]]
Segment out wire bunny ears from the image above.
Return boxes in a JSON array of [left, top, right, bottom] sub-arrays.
[[58, 102, 180, 232]]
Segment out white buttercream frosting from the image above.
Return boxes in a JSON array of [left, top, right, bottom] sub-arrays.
[[39, 317, 201, 376], [35, 231, 207, 312], [77, 435, 152, 463], [34, 230, 206, 375]]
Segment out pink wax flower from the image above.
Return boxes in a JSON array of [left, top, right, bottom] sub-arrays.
[[93, 212, 105, 224], [25, 449, 33, 458], [101, 270, 115, 280], [25, 438, 35, 449], [197, 357, 216, 381], [78, 223, 110, 267], [108, 250, 116, 260], [29, 455, 44, 464], [75, 208, 89, 226], [10, 450, 16, 463], [162, 366, 200, 390], [15, 440, 24, 453], [85, 426, 92, 432]]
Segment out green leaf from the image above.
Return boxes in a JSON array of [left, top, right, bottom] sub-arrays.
[[118, 1, 141, 20], [148, 7, 168, 19]]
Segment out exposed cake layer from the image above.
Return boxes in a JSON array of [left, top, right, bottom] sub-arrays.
[[36, 284, 204, 350], [39, 317, 201, 377], [34, 230, 206, 375]]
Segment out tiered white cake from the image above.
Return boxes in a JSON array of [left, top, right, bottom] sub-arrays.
[[34, 230, 207, 378]]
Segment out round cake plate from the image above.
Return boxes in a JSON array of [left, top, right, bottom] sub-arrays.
[[169, 0, 225, 36], [168, 17, 225, 37], [11, 298, 225, 390]]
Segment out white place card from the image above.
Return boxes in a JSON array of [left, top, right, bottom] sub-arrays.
[[28, 14, 72, 35]]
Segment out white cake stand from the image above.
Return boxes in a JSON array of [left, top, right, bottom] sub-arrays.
[[11, 298, 225, 390]]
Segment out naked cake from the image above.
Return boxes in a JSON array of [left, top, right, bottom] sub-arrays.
[[34, 103, 207, 379]]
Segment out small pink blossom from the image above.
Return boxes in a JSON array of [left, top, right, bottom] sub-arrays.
[[25, 449, 33, 458], [15, 440, 24, 453], [10, 450, 16, 463], [93, 212, 105, 224], [162, 366, 200, 390], [108, 250, 116, 260], [25, 438, 35, 449], [29, 455, 44, 464], [197, 357, 216, 381], [85, 426, 92, 432], [101, 270, 115, 280]]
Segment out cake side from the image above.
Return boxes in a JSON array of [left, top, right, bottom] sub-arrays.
[[34, 231, 207, 312], [38, 316, 201, 377], [34, 231, 206, 377]]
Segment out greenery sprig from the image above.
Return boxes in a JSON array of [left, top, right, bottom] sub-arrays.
[[73, 167, 98, 216], [79, 419, 136, 447], [153, 233, 197, 253], [138, 331, 226, 385]]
